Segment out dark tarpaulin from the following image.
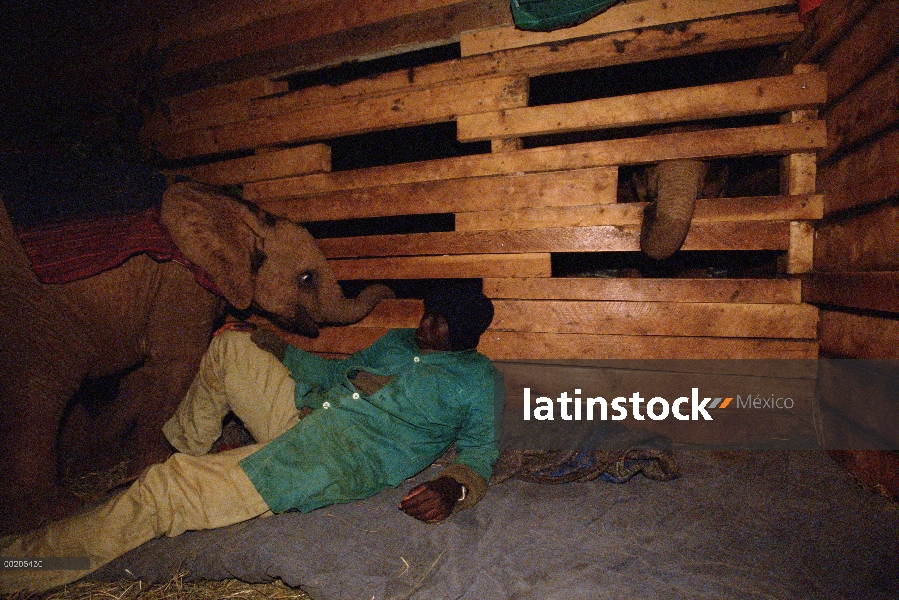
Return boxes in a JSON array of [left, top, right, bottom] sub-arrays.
[[91, 450, 899, 600], [510, 0, 620, 31]]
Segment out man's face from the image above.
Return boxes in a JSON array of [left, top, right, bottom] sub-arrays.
[[414, 310, 452, 351]]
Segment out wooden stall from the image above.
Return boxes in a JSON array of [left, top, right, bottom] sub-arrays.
[[144, 0, 823, 363], [117, 0, 895, 481], [113, 0, 834, 453], [794, 0, 899, 495]]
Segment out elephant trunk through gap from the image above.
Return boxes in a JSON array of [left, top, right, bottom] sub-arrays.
[[639, 158, 709, 261]]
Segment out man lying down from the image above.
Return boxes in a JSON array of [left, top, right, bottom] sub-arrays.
[[0, 280, 502, 594]]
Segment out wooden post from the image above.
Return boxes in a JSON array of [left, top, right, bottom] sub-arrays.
[[490, 76, 528, 153], [491, 138, 523, 153], [780, 64, 820, 274]]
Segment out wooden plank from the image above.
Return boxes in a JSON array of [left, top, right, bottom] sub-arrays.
[[780, 97, 819, 196], [257, 167, 617, 219], [782, 0, 878, 67], [822, 52, 899, 161], [145, 76, 292, 139], [158, 75, 528, 159], [165, 76, 289, 114], [160, 0, 474, 76], [465, 10, 802, 81], [458, 72, 826, 142], [317, 222, 790, 258], [483, 277, 802, 304], [478, 332, 818, 359], [282, 328, 819, 359], [293, 287, 811, 345], [459, 203, 645, 231], [804, 272, 899, 314], [147, 100, 255, 138], [456, 195, 824, 231], [819, 309, 899, 359], [157, 0, 510, 98], [496, 357, 820, 380], [246, 122, 826, 199], [488, 300, 817, 338], [819, 129, 899, 215], [328, 287, 809, 335], [461, 0, 794, 56], [497, 358, 820, 380], [815, 204, 899, 272], [819, 1, 899, 102], [155, 8, 799, 108], [329, 254, 552, 280], [173, 145, 332, 186], [159, 0, 333, 47], [221, 10, 801, 122]]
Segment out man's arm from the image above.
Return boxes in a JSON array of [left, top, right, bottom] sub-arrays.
[[400, 365, 504, 522], [255, 327, 401, 409]]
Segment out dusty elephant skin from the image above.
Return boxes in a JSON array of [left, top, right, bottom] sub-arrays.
[[0, 181, 393, 535], [639, 158, 710, 261], [631, 126, 728, 261]]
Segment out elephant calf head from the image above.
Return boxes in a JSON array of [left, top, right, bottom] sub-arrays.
[[161, 181, 393, 336]]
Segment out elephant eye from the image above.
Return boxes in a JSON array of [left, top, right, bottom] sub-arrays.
[[297, 271, 316, 289]]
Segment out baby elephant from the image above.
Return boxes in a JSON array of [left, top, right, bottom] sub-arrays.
[[0, 180, 393, 534]]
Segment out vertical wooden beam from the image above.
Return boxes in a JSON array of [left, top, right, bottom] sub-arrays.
[[786, 220, 815, 274], [489, 76, 528, 153], [781, 64, 820, 274], [491, 138, 523, 153]]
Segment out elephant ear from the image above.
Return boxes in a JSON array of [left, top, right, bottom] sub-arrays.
[[160, 181, 260, 310]]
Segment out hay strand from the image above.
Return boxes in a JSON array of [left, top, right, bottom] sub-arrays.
[[3, 572, 310, 600]]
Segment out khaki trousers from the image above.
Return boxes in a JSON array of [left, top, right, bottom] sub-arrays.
[[0, 331, 303, 593]]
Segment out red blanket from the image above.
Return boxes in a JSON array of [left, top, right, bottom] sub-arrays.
[[16, 207, 220, 294]]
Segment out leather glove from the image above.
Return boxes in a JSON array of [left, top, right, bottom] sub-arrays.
[[251, 327, 288, 361], [399, 476, 464, 524]]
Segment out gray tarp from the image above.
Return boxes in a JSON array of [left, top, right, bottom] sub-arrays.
[[92, 451, 899, 599]]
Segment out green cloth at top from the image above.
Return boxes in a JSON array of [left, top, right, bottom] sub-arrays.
[[240, 329, 502, 514], [510, 0, 619, 31]]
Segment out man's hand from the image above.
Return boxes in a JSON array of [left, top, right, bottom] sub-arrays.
[[251, 327, 288, 361], [214, 321, 256, 336], [399, 476, 464, 524]]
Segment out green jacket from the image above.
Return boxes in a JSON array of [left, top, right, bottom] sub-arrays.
[[240, 329, 503, 514]]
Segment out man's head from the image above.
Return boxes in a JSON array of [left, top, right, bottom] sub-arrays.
[[415, 280, 494, 351]]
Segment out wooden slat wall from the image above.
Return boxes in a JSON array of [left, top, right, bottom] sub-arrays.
[[159, 0, 494, 77], [788, 0, 899, 496], [142, 0, 825, 363], [459, 0, 796, 55], [161, 0, 513, 96], [797, 0, 899, 354]]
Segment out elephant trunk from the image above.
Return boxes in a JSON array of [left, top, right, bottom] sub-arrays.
[[640, 159, 708, 261], [317, 275, 395, 325]]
